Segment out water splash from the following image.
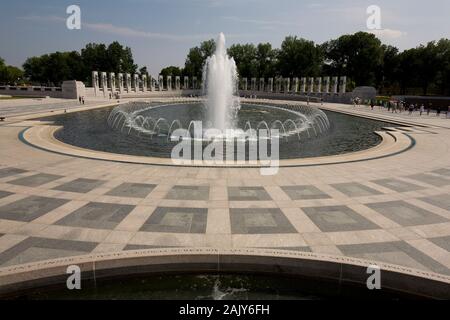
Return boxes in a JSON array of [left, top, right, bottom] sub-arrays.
[[203, 33, 241, 131]]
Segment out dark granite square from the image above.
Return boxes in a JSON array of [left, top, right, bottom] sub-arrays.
[[106, 183, 156, 198], [165, 185, 210, 200], [230, 208, 297, 234], [228, 187, 272, 201], [281, 185, 331, 200], [140, 207, 208, 233], [302, 206, 379, 232], [0, 237, 97, 267], [366, 201, 448, 227], [431, 168, 450, 177], [0, 190, 13, 199], [331, 182, 382, 197], [429, 236, 450, 252], [0, 167, 27, 179], [419, 194, 450, 211], [8, 173, 63, 187], [406, 173, 450, 187], [0, 196, 69, 222], [53, 178, 106, 193], [372, 178, 424, 192], [56, 202, 134, 230], [338, 241, 450, 275]]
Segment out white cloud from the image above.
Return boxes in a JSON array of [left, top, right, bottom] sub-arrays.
[[18, 15, 213, 41], [222, 16, 302, 28], [369, 28, 407, 39]]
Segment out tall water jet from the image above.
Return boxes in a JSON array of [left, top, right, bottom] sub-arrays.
[[203, 33, 240, 131]]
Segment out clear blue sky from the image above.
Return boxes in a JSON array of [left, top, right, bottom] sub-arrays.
[[1, 0, 449, 75]]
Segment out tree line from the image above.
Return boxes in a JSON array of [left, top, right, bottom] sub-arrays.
[[0, 57, 24, 85], [2, 32, 450, 96], [2, 42, 143, 87], [172, 32, 450, 96]]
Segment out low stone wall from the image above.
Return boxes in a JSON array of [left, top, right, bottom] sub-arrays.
[[0, 85, 64, 98], [0, 81, 85, 99]]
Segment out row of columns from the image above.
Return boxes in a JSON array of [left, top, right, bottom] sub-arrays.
[[92, 71, 199, 96], [240, 76, 347, 94], [92, 71, 347, 96]]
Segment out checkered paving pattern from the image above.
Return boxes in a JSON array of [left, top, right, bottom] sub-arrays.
[[0, 105, 450, 279]]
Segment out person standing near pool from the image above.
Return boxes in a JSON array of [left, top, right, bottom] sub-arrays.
[[420, 104, 425, 116]]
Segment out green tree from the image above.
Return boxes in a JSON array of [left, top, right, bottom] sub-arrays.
[[139, 66, 148, 76], [81, 42, 137, 82], [396, 48, 420, 94], [416, 42, 440, 95], [322, 32, 383, 87], [22, 41, 138, 85], [435, 39, 450, 95], [255, 43, 278, 78], [227, 43, 258, 78], [278, 36, 322, 78], [0, 58, 24, 85], [184, 39, 216, 78], [160, 66, 182, 77], [377, 45, 400, 94]]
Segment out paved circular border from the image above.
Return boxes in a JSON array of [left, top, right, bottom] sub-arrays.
[[19, 123, 414, 168], [0, 248, 449, 299]]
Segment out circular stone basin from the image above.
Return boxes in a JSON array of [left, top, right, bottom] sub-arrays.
[[44, 102, 394, 160], [6, 273, 421, 300]]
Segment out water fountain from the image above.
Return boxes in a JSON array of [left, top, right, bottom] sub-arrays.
[[203, 32, 241, 132], [107, 36, 329, 153]]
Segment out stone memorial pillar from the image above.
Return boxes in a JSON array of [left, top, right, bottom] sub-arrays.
[[142, 75, 147, 92], [242, 78, 248, 91], [133, 74, 139, 92], [340, 76, 347, 94], [92, 71, 99, 96], [251, 78, 257, 91], [118, 73, 124, 93], [167, 76, 172, 91], [268, 78, 273, 92], [101, 72, 107, 97], [126, 74, 131, 93], [315, 77, 322, 94], [332, 76, 338, 94], [309, 77, 314, 94], [148, 75, 154, 91], [109, 73, 116, 93], [293, 77, 299, 93], [276, 78, 282, 93], [259, 78, 265, 92], [158, 75, 164, 91], [175, 76, 181, 90], [323, 76, 330, 94], [192, 77, 198, 90], [300, 77, 306, 94], [284, 78, 290, 93], [184, 76, 189, 90]]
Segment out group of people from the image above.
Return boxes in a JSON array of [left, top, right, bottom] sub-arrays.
[[78, 96, 85, 105], [386, 101, 426, 115], [109, 92, 120, 99], [353, 97, 449, 118]]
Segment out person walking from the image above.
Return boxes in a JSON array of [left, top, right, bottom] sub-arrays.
[[82, 97, 85, 105], [370, 99, 374, 110], [427, 103, 432, 116], [78, 96, 82, 104], [408, 104, 414, 115], [420, 104, 425, 116]]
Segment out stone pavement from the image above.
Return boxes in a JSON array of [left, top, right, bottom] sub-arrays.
[[0, 99, 449, 280]]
